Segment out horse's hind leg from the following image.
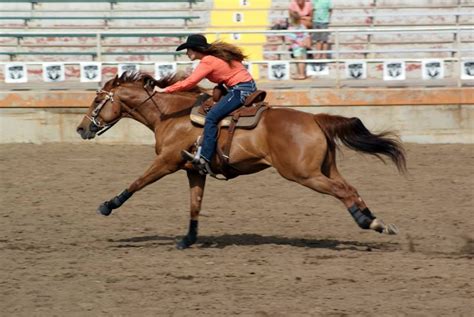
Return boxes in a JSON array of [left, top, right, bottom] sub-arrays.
[[176, 170, 206, 250], [319, 148, 398, 234], [296, 171, 397, 234]]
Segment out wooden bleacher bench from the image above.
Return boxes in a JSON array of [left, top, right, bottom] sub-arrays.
[[0, 15, 201, 29], [0, 31, 188, 60], [0, 51, 184, 59], [0, 0, 202, 3]]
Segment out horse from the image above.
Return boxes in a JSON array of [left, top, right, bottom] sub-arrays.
[[76, 71, 407, 249]]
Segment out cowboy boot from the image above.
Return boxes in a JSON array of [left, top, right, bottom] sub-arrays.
[[195, 157, 213, 175]]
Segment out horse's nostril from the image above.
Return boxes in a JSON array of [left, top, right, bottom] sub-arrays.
[[77, 127, 84, 134]]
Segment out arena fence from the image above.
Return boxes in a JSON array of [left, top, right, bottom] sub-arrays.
[[1, 26, 473, 89], [0, 26, 473, 144]]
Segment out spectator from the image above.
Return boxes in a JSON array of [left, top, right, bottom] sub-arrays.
[[287, 15, 312, 79], [288, 0, 313, 29], [312, 0, 333, 59]]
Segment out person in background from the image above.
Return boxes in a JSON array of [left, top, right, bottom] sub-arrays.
[[287, 15, 312, 79], [154, 34, 256, 175], [288, 0, 313, 29], [312, 0, 333, 59]]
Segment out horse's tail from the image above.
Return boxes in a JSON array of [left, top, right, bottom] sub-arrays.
[[314, 113, 407, 173]]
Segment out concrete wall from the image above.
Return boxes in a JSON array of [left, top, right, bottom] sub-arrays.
[[1, 88, 472, 144], [295, 105, 473, 144], [0, 108, 155, 144], [1, 105, 472, 144]]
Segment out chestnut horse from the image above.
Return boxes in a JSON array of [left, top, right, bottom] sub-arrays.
[[76, 72, 406, 249]]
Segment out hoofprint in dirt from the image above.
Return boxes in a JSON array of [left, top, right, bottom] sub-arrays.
[[0, 143, 472, 316]]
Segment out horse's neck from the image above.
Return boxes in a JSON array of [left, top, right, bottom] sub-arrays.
[[125, 98, 161, 131], [161, 93, 197, 113], [127, 93, 196, 131]]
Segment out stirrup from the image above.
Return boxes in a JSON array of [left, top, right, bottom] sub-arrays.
[[181, 149, 197, 163], [181, 147, 201, 164]]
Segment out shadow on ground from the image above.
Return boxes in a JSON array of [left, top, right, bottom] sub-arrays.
[[110, 234, 399, 252]]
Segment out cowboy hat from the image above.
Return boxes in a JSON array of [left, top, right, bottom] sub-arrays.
[[176, 34, 210, 51]]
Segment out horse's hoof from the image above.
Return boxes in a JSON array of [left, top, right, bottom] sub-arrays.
[[176, 235, 197, 250], [385, 223, 399, 235], [370, 219, 399, 235], [97, 202, 112, 216], [176, 240, 189, 250]]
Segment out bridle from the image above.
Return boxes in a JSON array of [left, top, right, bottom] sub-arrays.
[[86, 89, 119, 135], [87, 85, 161, 136]]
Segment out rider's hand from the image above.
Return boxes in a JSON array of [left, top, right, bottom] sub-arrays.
[[153, 86, 166, 93]]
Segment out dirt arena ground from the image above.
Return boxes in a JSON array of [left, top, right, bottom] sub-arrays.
[[0, 143, 472, 316]]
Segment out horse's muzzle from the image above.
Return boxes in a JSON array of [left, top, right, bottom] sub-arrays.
[[76, 125, 97, 140]]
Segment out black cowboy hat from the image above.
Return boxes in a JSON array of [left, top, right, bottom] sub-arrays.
[[176, 34, 210, 51]]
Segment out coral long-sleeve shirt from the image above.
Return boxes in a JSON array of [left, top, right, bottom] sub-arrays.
[[164, 55, 252, 93]]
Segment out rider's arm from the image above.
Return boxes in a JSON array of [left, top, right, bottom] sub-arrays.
[[164, 58, 213, 93]]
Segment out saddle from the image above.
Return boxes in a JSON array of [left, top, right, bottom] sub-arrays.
[[188, 85, 270, 178], [190, 87, 269, 129]]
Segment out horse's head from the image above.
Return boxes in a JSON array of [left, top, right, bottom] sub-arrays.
[[76, 75, 123, 139], [76, 72, 160, 139], [76, 71, 203, 139]]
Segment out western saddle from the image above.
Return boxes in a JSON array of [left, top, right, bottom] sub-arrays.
[[188, 84, 270, 178]]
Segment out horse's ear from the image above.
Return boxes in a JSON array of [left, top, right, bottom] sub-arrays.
[[144, 76, 158, 90], [119, 71, 128, 82], [112, 75, 120, 87]]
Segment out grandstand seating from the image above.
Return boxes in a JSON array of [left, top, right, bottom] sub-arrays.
[[0, 0, 205, 29], [0, 0, 211, 63], [262, 0, 473, 83], [266, 0, 474, 58], [0, 0, 472, 88], [0, 0, 212, 86]]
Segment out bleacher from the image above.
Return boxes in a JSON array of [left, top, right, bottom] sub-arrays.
[[0, 0, 210, 56], [0, 0, 214, 87], [0, 0, 473, 89], [0, 1, 208, 30], [259, 0, 473, 86], [266, 0, 474, 57]]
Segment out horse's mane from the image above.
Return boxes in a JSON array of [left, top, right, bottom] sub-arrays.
[[107, 71, 204, 118], [110, 70, 205, 94]]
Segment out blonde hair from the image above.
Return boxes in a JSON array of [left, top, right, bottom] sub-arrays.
[[203, 41, 248, 66]]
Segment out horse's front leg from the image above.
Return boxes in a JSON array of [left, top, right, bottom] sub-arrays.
[[176, 170, 207, 249], [97, 156, 178, 216]]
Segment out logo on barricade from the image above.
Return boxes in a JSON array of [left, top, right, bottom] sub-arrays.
[[5, 63, 28, 83], [43, 63, 65, 82], [383, 61, 405, 81], [80, 62, 101, 82], [268, 61, 290, 80], [422, 60, 444, 80], [345, 61, 367, 79], [155, 63, 177, 80]]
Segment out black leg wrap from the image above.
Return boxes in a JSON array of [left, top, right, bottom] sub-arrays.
[[97, 189, 133, 216], [109, 189, 133, 209], [177, 220, 198, 250], [348, 204, 375, 230]]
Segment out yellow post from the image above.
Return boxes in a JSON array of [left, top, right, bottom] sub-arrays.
[[206, 0, 273, 79]]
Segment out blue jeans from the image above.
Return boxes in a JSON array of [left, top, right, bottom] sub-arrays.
[[200, 80, 257, 162]]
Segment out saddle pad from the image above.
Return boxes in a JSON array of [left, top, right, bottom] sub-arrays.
[[190, 104, 269, 129]]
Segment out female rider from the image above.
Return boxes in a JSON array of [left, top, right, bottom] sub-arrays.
[[154, 34, 256, 175]]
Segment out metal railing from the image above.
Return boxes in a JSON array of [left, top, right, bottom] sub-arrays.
[[1, 26, 472, 59], [0, 26, 473, 87], [0, 0, 202, 5]]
